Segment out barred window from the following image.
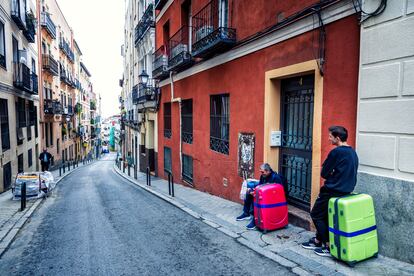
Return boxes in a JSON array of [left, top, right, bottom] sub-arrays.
[[164, 102, 171, 138], [18, 154, 23, 173], [181, 99, 193, 144], [182, 154, 193, 184], [17, 98, 26, 128], [0, 99, 10, 151], [210, 94, 229, 155], [0, 21, 6, 69], [28, 149, 33, 168], [164, 147, 172, 173]]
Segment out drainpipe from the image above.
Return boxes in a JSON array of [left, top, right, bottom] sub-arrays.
[[169, 71, 182, 178]]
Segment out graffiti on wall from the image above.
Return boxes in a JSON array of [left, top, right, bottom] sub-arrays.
[[238, 133, 255, 179]]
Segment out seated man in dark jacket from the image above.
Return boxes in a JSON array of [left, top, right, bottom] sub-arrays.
[[236, 163, 282, 230]]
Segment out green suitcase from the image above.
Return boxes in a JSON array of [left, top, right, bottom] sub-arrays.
[[328, 194, 378, 266]]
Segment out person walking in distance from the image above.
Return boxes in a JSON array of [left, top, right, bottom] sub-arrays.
[[302, 126, 359, 256], [39, 148, 53, 172]]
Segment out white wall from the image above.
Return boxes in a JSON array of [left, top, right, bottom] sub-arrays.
[[357, 0, 414, 181]]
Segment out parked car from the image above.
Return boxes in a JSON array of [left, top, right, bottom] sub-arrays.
[[102, 145, 109, 153], [12, 172, 55, 200]]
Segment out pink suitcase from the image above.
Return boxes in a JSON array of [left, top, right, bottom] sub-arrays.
[[254, 183, 288, 232]]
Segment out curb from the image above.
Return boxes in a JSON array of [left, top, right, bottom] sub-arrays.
[[113, 164, 306, 274], [0, 160, 96, 258]]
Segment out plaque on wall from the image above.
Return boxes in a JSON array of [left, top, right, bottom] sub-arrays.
[[238, 133, 255, 179]]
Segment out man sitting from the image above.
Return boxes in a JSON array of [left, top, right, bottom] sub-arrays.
[[236, 163, 282, 230]]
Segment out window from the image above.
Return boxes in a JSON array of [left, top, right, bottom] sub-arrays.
[[182, 154, 193, 184], [12, 36, 19, 63], [0, 99, 10, 151], [18, 154, 23, 173], [45, 123, 49, 147], [164, 147, 172, 173], [50, 122, 53, 146], [164, 102, 171, 138], [210, 94, 230, 154], [3, 162, 12, 190], [28, 149, 33, 167], [34, 106, 38, 137], [57, 138, 60, 153], [0, 21, 6, 68], [181, 99, 193, 144], [17, 98, 26, 128]]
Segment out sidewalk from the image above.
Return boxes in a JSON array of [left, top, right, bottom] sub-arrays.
[[0, 159, 95, 257], [114, 164, 414, 276]]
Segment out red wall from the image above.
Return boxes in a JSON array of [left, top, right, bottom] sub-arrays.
[[157, 14, 360, 203]]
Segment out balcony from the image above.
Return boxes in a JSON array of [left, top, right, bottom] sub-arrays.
[[11, 0, 26, 31], [168, 26, 193, 72], [13, 62, 31, 92], [44, 99, 63, 115], [42, 54, 59, 76], [136, 80, 159, 110], [31, 73, 38, 95], [41, 12, 56, 39], [0, 54, 5, 68], [132, 85, 139, 105], [155, 0, 168, 11], [135, 4, 155, 46], [192, 0, 236, 58], [59, 38, 75, 63], [90, 100, 96, 111], [152, 46, 169, 80], [23, 13, 36, 43], [68, 105, 74, 116]]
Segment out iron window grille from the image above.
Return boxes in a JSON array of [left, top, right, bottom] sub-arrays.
[[18, 153, 23, 173], [164, 102, 172, 138], [164, 147, 172, 173], [210, 94, 229, 155], [182, 154, 193, 184], [17, 98, 26, 128], [181, 99, 193, 144], [0, 99, 10, 151]]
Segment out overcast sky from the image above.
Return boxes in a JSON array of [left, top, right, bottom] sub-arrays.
[[57, 0, 125, 119]]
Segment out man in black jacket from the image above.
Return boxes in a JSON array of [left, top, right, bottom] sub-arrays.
[[236, 163, 282, 230], [302, 126, 359, 256], [39, 148, 53, 172]]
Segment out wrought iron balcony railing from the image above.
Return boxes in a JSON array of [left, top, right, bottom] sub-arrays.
[[31, 73, 38, 95], [137, 80, 159, 108], [11, 0, 26, 31], [60, 64, 67, 83], [192, 0, 236, 58], [13, 62, 31, 92], [42, 54, 59, 76], [23, 13, 36, 43], [41, 12, 56, 39], [168, 26, 193, 71], [152, 46, 169, 80], [155, 0, 168, 11], [44, 99, 63, 115], [59, 38, 75, 62], [135, 4, 155, 46]]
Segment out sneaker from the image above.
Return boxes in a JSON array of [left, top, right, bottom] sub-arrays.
[[246, 219, 256, 230], [236, 213, 251, 221], [301, 237, 322, 250], [314, 246, 331, 257]]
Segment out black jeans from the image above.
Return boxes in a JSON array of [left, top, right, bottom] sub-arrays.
[[41, 162, 50, 172], [310, 186, 348, 244]]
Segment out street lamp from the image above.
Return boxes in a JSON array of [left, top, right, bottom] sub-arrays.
[[139, 70, 149, 86]]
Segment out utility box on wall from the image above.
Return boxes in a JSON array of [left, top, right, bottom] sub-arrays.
[[270, 131, 282, 147]]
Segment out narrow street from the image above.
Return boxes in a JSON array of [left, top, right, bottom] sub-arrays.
[[0, 155, 292, 275]]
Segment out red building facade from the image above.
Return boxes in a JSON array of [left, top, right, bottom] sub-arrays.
[[154, 0, 360, 226]]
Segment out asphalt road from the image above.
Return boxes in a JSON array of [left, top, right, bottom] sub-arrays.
[[0, 155, 293, 275]]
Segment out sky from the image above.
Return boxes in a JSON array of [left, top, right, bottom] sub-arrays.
[[57, 0, 125, 119]]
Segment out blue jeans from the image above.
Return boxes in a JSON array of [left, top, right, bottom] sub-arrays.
[[243, 193, 254, 215]]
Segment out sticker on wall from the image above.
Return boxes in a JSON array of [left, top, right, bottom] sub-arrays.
[[238, 133, 255, 179]]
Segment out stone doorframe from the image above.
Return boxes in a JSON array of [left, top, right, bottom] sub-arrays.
[[264, 60, 323, 208]]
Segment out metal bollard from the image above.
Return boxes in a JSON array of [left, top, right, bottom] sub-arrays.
[[20, 182, 26, 211], [128, 164, 131, 176], [123, 162, 125, 173], [73, 162, 75, 169], [146, 167, 149, 186], [171, 174, 175, 197], [134, 164, 137, 179], [168, 173, 171, 196], [63, 164, 66, 173], [59, 166, 62, 176], [68, 162, 70, 171]]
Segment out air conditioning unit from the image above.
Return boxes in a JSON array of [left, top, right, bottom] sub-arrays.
[[18, 50, 28, 64], [17, 127, 25, 141]]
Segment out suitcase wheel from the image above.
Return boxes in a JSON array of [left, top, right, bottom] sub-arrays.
[[347, 261, 357, 267], [263, 230, 268, 234]]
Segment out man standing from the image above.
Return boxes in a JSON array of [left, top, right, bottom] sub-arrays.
[[302, 126, 359, 256], [236, 163, 282, 230], [39, 148, 53, 172]]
